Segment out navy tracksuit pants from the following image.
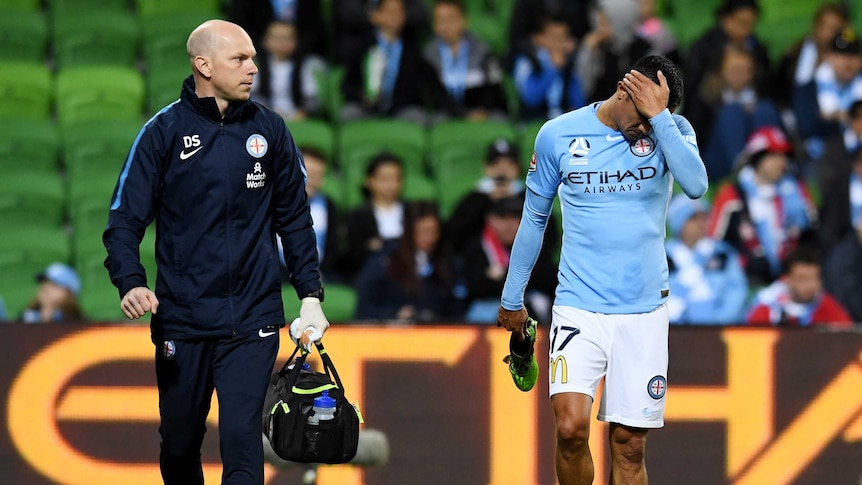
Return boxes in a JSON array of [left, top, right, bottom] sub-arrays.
[[155, 325, 280, 485]]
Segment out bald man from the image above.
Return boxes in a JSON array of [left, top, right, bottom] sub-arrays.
[[104, 20, 330, 484]]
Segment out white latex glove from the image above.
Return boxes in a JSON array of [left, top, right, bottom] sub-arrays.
[[290, 297, 330, 351]]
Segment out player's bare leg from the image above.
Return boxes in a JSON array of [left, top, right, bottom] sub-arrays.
[[552, 392, 594, 485], [608, 423, 648, 485]]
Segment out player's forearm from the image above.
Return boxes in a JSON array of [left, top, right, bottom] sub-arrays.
[[501, 190, 553, 310], [651, 110, 708, 198]]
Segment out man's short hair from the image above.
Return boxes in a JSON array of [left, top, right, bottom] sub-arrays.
[[781, 246, 821, 275], [630, 55, 683, 112]]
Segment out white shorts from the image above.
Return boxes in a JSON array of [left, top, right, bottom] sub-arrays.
[[548, 304, 669, 428]]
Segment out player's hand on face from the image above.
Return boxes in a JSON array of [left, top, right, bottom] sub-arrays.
[[496, 306, 529, 336], [622, 69, 669, 119], [121, 287, 159, 320]]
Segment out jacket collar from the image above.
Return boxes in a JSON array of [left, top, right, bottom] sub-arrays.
[[181, 76, 248, 122]]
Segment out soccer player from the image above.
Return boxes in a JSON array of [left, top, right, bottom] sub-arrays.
[[104, 20, 329, 484], [497, 55, 708, 484]]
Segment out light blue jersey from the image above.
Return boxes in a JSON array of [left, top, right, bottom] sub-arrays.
[[502, 103, 708, 314]]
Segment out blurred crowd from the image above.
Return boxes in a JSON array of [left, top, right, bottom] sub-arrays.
[[3, 0, 862, 327]]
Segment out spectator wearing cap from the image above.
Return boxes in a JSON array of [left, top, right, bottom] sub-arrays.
[[814, 28, 862, 125], [461, 194, 557, 323], [446, 138, 526, 254], [709, 126, 817, 288], [747, 246, 852, 327], [665, 194, 748, 324], [818, 100, 862, 251], [19, 263, 84, 323], [823, 149, 862, 322], [684, 0, 772, 140]]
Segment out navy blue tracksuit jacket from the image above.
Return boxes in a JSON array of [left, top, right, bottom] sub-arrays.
[[104, 76, 321, 341]]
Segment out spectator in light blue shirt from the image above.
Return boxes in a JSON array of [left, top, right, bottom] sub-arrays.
[[665, 195, 748, 324]]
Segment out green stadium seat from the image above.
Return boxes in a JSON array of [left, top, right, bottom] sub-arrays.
[[429, 119, 516, 171], [48, 0, 130, 12], [141, 12, 214, 73], [403, 172, 438, 202], [56, 66, 145, 128], [282, 286, 302, 321], [519, 119, 544, 167], [321, 283, 357, 322], [283, 275, 359, 323], [434, 150, 484, 217], [68, 170, 120, 215], [469, 14, 507, 57], [0, 225, 70, 262], [0, 169, 65, 226], [664, 0, 722, 53], [78, 252, 126, 321], [315, 66, 345, 121], [0, 0, 41, 12], [146, 66, 186, 115], [70, 196, 111, 265], [319, 170, 347, 209], [338, 119, 427, 208], [288, 119, 336, 160], [52, 11, 140, 68], [0, 11, 48, 61], [0, 61, 52, 120], [0, 119, 60, 173], [136, 0, 221, 16], [62, 120, 140, 178]]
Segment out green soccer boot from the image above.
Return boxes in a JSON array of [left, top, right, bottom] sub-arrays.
[[503, 317, 538, 392]]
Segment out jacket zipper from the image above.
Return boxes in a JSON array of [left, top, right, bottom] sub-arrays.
[[219, 120, 238, 337]]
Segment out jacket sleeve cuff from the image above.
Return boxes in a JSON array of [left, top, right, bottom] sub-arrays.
[[118, 277, 148, 299], [293, 281, 322, 301]]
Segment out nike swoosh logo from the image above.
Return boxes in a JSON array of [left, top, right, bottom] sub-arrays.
[[606, 134, 624, 141], [179, 146, 203, 160], [259, 329, 276, 338]]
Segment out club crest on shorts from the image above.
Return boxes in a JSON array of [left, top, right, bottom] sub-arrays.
[[630, 136, 655, 157], [162, 340, 176, 360], [246, 134, 268, 158], [647, 375, 666, 399]]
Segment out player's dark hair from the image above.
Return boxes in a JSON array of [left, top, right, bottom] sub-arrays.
[[781, 246, 821, 275], [849, 99, 862, 120], [630, 55, 683, 112]]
